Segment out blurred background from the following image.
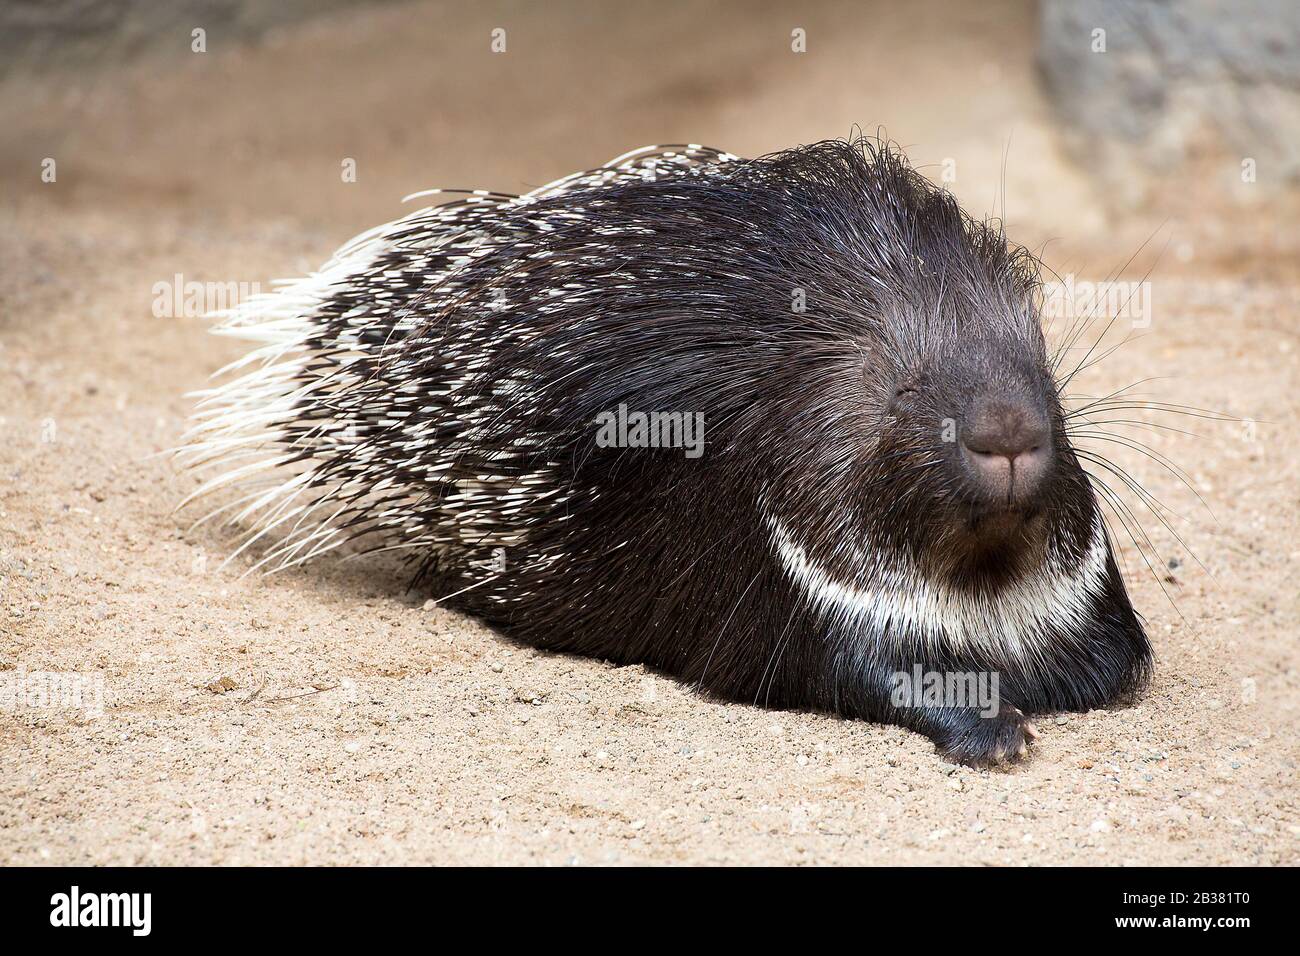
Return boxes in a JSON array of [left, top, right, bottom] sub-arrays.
[[2, 0, 1297, 266]]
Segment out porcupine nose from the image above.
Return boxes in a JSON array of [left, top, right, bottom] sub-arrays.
[[960, 396, 1052, 507]]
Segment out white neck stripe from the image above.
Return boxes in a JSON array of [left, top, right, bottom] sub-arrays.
[[764, 510, 1109, 659]]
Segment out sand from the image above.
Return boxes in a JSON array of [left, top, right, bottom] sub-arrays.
[[1, 0, 1296, 865]]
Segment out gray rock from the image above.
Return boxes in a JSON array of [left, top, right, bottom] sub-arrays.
[[1038, 0, 1300, 201]]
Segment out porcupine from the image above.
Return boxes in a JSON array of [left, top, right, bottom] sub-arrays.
[[180, 137, 1153, 766]]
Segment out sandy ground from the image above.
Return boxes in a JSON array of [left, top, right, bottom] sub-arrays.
[[1, 0, 1297, 865]]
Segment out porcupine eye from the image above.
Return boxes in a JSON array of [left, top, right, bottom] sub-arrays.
[[888, 376, 921, 415]]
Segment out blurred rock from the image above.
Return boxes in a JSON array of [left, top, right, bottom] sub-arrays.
[[0, 0, 398, 79], [1038, 0, 1300, 206]]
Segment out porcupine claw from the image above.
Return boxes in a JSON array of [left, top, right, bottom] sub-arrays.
[[938, 704, 1037, 769]]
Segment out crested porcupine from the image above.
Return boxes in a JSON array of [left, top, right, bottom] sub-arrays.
[[180, 137, 1153, 766]]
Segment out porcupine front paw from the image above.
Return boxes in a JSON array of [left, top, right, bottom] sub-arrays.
[[933, 703, 1039, 768]]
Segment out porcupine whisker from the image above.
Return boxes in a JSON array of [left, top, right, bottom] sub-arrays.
[[1069, 429, 1210, 522], [1067, 399, 1240, 425], [1074, 447, 1210, 583], [1069, 433, 1197, 529], [1090, 486, 1135, 584], [1077, 461, 1185, 619], [1047, 224, 1166, 379], [1057, 242, 1169, 392], [1074, 450, 1181, 575], [1056, 305, 1230, 592], [1068, 417, 1200, 439], [1062, 374, 1169, 408], [1052, 249, 1163, 386]]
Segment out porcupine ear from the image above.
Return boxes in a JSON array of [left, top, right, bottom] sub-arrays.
[[174, 144, 745, 576]]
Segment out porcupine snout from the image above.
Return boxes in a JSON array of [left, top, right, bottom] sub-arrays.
[[959, 392, 1053, 508]]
